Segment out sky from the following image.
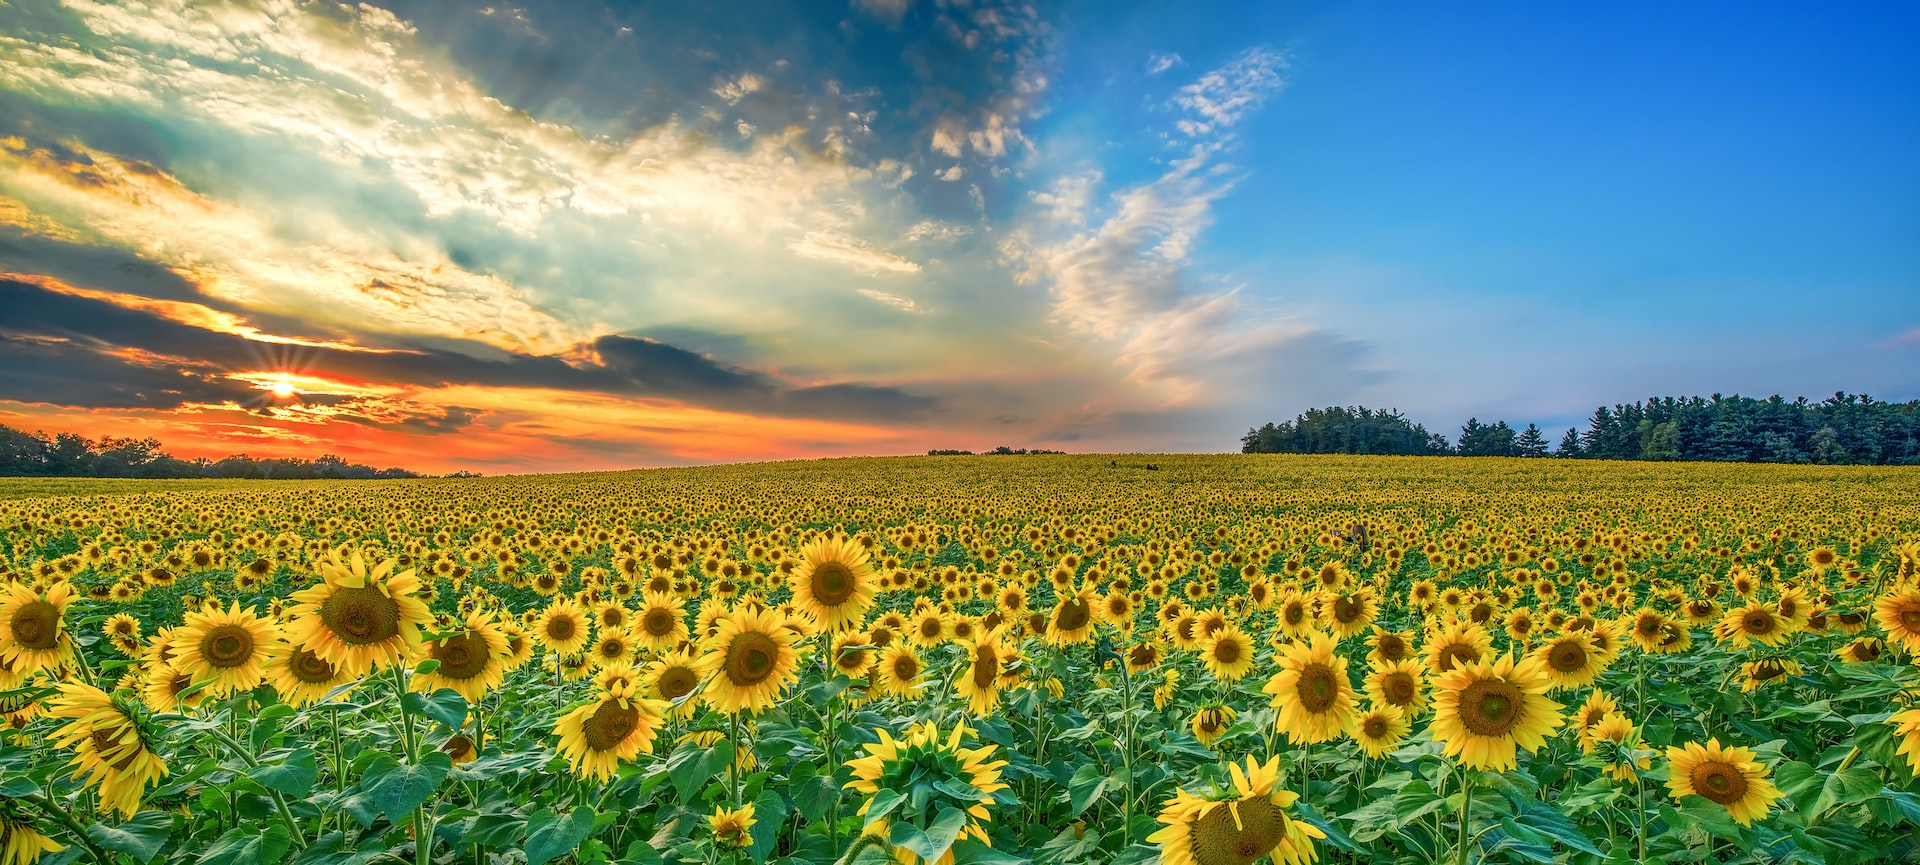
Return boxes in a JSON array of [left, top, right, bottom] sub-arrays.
[[0, 0, 1914, 473]]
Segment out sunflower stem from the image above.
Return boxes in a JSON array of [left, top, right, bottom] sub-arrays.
[[200, 722, 308, 850], [1453, 771, 1475, 865]]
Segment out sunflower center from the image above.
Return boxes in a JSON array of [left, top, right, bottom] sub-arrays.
[[1742, 611, 1775, 634], [1191, 799, 1287, 865], [811, 562, 857, 606], [1333, 597, 1361, 623], [320, 586, 402, 646], [1212, 638, 1243, 666], [1296, 663, 1339, 714], [1457, 679, 1523, 736], [1901, 609, 1920, 632], [431, 632, 490, 680], [724, 631, 780, 687], [972, 645, 999, 689], [1363, 717, 1389, 737], [642, 608, 676, 637], [598, 637, 627, 660], [1376, 634, 1407, 660], [290, 647, 337, 684], [891, 654, 920, 680], [1283, 604, 1305, 625], [202, 624, 256, 668], [1689, 761, 1750, 805], [657, 665, 699, 700], [1382, 672, 1415, 705], [442, 735, 474, 761], [546, 616, 577, 641], [1439, 643, 1480, 671], [582, 700, 641, 752], [1854, 642, 1883, 661], [1056, 597, 1092, 632], [1548, 641, 1588, 673], [919, 618, 943, 640], [9, 600, 59, 650]]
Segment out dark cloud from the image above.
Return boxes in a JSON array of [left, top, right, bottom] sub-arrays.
[[0, 334, 260, 409], [0, 275, 938, 423]]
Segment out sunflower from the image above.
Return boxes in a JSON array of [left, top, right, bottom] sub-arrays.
[[285, 552, 433, 676], [909, 608, 950, 648], [1572, 690, 1619, 740], [1191, 704, 1237, 746], [1148, 755, 1325, 865], [1200, 624, 1257, 683], [1738, 657, 1801, 693], [0, 581, 75, 676], [1429, 653, 1564, 771], [1263, 632, 1357, 744], [873, 644, 925, 698], [695, 606, 801, 714], [0, 812, 63, 865], [167, 602, 276, 698], [1047, 588, 1098, 646], [844, 720, 1009, 865], [1532, 632, 1606, 691], [1664, 739, 1784, 826], [1717, 602, 1792, 649], [1366, 627, 1414, 665], [1875, 589, 1920, 653], [1837, 636, 1885, 664], [1363, 659, 1429, 716], [708, 803, 756, 849], [1351, 705, 1410, 758], [831, 630, 877, 679], [414, 612, 510, 703], [263, 638, 353, 708], [1422, 620, 1493, 675], [1274, 590, 1315, 638], [535, 599, 593, 656], [551, 680, 670, 780], [47, 683, 169, 818], [788, 535, 878, 631], [1126, 639, 1164, 673], [139, 663, 209, 714], [633, 592, 689, 651], [644, 649, 703, 720], [1320, 589, 1376, 639], [588, 626, 639, 670], [1891, 706, 1920, 773], [956, 629, 1011, 716], [1586, 712, 1649, 782]]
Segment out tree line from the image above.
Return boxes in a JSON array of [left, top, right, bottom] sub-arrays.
[[1241, 393, 1920, 464], [0, 424, 431, 478]]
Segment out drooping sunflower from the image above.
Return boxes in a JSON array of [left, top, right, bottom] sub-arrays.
[[285, 552, 433, 675], [707, 803, 756, 849], [1263, 632, 1357, 744], [632, 592, 689, 652], [0, 581, 75, 676], [1664, 739, 1784, 826], [1586, 712, 1650, 782], [1875, 589, 1920, 654], [1149, 755, 1325, 865], [873, 643, 925, 698], [1190, 704, 1237, 746], [551, 680, 670, 780], [1364, 659, 1429, 716], [1047, 588, 1098, 646], [1837, 636, 1886, 664], [1739, 657, 1802, 693], [695, 606, 801, 714], [1351, 704, 1410, 758], [956, 629, 1011, 716], [263, 638, 353, 708], [1200, 624, 1257, 683], [1532, 632, 1606, 691], [168, 602, 276, 698], [414, 612, 510, 703], [1429, 653, 1564, 772], [844, 720, 1009, 865], [535, 599, 593, 656], [47, 683, 169, 818], [1126, 639, 1164, 674], [788, 535, 878, 632]]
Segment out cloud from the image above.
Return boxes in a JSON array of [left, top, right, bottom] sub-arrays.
[[787, 231, 923, 274], [1172, 46, 1287, 137], [1147, 52, 1184, 75], [857, 288, 924, 314]]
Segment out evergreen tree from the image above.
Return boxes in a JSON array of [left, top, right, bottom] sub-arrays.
[[1515, 424, 1549, 457], [1555, 428, 1584, 458]]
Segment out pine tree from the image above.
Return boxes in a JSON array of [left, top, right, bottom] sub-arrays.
[[1555, 428, 1584, 458], [1515, 424, 1549, 457]]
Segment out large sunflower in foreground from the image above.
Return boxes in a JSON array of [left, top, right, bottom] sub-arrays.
[[1429, 653, 1564, 771], [551, 680, 670, 780], [0, 581, 75, 676], [1200, 624, 1257, 683], [1875, 589, 1920, 653], [1149, 755, 1325, 865], [1665, 739, 1784, 826], [534, 599, 593, 656], [845, 720, 1009, 865], [284, 552, 433, 675], [413, 611, 511, 703], [169, 602, 277, 698], [1263, 632, 1356, 744], [1532, 631, 1606, 691], [788, 535, 878, 631], [47, 683, 169, 818], [695, 606, 801, 714]]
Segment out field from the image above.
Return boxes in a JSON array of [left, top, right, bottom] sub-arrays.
[[3, 454, 1919, 865]]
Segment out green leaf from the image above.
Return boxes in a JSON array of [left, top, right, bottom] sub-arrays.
[[1509, 796, 1605, 857], [951, 838, 1028, 864], [291, 832, 392, 865], [0, 775, 40, 798], [864, 789, 905, 827], [87, 811, 172, 864], [414, 658, 442, 675], [793, 772, 840, 822], [747, 789, 791, 863], [1066, 763, 1109, 817], [249, 747, 320, 798], [197, 823, 291, 865], [1773, 760, 1823, 814], [524, 806, 598, 865], [365, 751, 453, 823], [665, 738, 733, 803], [420, 688, 470, 729], [1811, 766, 1882, 818], [891, 807, 967, 865]]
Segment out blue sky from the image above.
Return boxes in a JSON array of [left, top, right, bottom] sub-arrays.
[[0, 0, 1913, 469]]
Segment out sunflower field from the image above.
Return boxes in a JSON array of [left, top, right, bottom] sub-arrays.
[[2, 454, 1919, 865]]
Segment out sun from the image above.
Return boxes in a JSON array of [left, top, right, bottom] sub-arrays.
[[269, 381, 297, 398]]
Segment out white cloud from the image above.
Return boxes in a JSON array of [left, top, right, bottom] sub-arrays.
[[787, 231, 922, 274], [1028, 172, 1100, 226], [713, 72, 765, 104], [1147, 52, 1184, 75], [936, 165, 965, 181], [1172, 46, 1287, 137], [857, 288, 924, 314]]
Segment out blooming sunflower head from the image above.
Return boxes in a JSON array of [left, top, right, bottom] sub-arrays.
[[788, 535, 878, 632], [551, 680, 670, 781], [1148, 755, 1326, 865], [285, 552, 433, 676], [1429, 653, 1565, 772], [1664, 738, 1784, 826], [1262, 632, 1356, 745], [694, 606, 801, 715]]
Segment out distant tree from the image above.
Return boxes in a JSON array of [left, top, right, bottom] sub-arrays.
[[1457, 418, 1517, 456], [0, 424, 425, 478], [1515, 424, 1549, 457], [1555, 428, 1584, 458]]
